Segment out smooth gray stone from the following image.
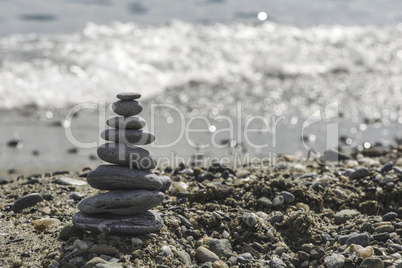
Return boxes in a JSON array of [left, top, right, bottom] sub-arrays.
[[101, 129, 155, 145], [159, 176, 172, 192], [72, 210, 163, 235], [78, 190, 164, 215], [112, 100, 142, 116], [55, 177, 86, 186], [116, 92, 141, 101], [87, 165, 163, 191], [106, 116, 146, 129], [97, 143, 157, 170], [11, 193, 43, 212]]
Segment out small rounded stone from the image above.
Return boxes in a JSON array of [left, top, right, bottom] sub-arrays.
[[112, 100, 142, 116], [116, 92, 141, 101], [11, 193, 44, 212], [196, 247, 219, 263]]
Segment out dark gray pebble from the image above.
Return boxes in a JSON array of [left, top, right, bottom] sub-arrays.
[[372, 232, 390, 242], [112, 100, 142, 116], [159, 176, 172, 193], [11, 193, 43, 212], [382, 211, 398, 221], [380, 161, 393, 173], [97, 143, 157, 170], [101, 129, 155, 145], [280, 191, 295, 203], [346, 233, 370, 247], [349, 167, 369, 180], [69, 192, 85, 201], [116, 92, 141, 100], [72, 210, 163, 235]]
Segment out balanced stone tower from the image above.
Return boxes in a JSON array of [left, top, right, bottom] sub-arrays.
[[72, 92, 171, 235]]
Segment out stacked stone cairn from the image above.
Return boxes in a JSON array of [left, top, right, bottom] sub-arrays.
[[73, 92, 171, 235]]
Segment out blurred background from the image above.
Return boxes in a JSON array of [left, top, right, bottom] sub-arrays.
[[0, 0, 402, 175]]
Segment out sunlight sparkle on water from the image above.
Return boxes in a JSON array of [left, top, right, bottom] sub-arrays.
[[258, 12, 268, 21]]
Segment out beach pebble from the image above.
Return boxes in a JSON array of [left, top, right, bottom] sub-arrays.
[[177, 251, 192, 266], [269, 256, 286, 268], [394, 167, 402, 175], [237, 252, 253, 263], [215, 185, 232, 199], [213, 260, 229, 268], [272, 196, 284, 207], [349, 167, 369, 180], [11, 193, 43, 212], [107, 116, 146, 129], [101, 129, 155, 145], [242, 213, 258, 228], [159, 176, 172, 192], [324, 254, 345, 268], [334, 209, 360, 224], [55, 177, 86, 186], [360, 258, 384, 268], [375, 225, 394, 233], [96, 263, 123, 268], [373, 232, 390, 241], [69, 192, 85, 201], [112, 100, 142, 116], [382, 211, 397, 221], [85, 257, 109, 268], [116, 92, 141, 101], [358, 246, 374, 258], [196, 247, 219, 263], [269, 213, 284, 224], [280, 191, 295, 203], [77, 190, 164, 215], [257, 197, 272, 208], [346, 233, 370, 247], [73, 239, 89, 252], [33, 218, 60, 231], [161, 245, 173, 257], [87, 165, 163, 190], [97, 143, 157, 169], [88, 245, 118, 255], [207, 239, 232, 258], [394, 260, 402, 268], [59, 224, 84, 240], [380, 161, 393, 173], [131, 237, 143, 248], [72, 210, 163, 235]]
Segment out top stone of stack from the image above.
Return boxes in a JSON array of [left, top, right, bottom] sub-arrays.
[[117, 92, 142, 101]]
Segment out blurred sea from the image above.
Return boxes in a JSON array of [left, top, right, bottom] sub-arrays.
[[0, 0, 402, 173], [0, 0, 402, 118]]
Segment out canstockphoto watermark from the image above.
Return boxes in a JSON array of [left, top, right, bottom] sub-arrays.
[[64, 100, 339, 155]]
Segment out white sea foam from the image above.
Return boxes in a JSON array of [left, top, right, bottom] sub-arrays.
[[0, 21, 401, 120]]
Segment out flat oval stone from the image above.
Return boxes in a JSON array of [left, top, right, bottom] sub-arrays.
[[78, 190, 164, 215], [12, 193, 44, 212], [116, 92, 141, 101], [87, 165, 163, 190], [101, 129, 155, 145], [107, 116, 146, 129], [97, 143, 157, 170], [112, 100, 142, 116], [72, 210, 163, 235]]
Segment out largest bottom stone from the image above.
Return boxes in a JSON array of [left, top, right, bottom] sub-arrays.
[[72, 210, 163, 235]]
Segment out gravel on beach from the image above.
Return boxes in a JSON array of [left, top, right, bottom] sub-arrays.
[[1, 147, 402, 268]]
